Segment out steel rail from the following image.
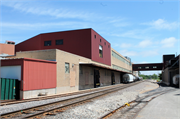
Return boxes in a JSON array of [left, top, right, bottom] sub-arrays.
[[1, 81, 142, 119], [99, 88, 176, 119], [0, 82, 129, 106]]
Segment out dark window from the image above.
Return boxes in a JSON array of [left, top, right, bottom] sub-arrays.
[[94, 35, 96, 39], [108, 45, 110, 48], [153, 66, 157, 68], [100, 39, 101, 42], [56, 39, 63, 45], [104, 42, 106, 45], [44, 41, 51, 46], [99, 45, 103, 58], [65, 63, 70, 73]]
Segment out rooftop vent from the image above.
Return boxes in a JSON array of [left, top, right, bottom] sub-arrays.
[[5, 40, 15, 45]]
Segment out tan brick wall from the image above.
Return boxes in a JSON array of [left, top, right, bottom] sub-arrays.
[[111, 48, 132, 72], [8, 49, 56, 60]]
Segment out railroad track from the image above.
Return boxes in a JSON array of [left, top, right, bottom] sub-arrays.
[[99, 87, 176, 119], [0, 82, 130, 106], [1, 81, 142, 119]]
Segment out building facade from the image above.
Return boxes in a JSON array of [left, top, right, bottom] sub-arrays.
[[1, 28, 133, 99]]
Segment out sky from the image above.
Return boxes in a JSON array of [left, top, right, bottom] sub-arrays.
[[0, 0, 179, 75]]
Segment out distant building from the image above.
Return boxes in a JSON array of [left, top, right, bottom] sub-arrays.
[[162, 54, 179, 87], [0, 41, 15, 59]]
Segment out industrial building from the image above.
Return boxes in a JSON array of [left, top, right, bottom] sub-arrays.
[[1, 28, 133, 100], [162, 54, 179, 87]]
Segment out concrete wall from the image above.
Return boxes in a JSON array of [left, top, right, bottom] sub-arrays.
[[22, 88, 56, 99], [162, 68, 169, 85]]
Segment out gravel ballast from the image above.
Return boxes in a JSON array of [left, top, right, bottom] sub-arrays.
[[45, 81, 159, 119], [0, 81, 159, 118]]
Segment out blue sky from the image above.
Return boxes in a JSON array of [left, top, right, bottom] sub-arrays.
[[0, 0, 179, 75]]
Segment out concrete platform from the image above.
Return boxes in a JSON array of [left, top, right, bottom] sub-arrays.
[[135, 89, 180, 119]]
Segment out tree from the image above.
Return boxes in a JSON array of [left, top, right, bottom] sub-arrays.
[[158, 73, 162, 80]]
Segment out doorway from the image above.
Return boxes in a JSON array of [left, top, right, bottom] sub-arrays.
[[94, 69, 100, 88], [111, 72, 115, 85]]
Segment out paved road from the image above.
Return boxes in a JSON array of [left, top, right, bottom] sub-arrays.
[[135, 89, 180, 119]]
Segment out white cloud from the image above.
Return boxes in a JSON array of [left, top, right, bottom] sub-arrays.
[[0, 21, 88, 29], [138, 40, 152, 48], [141, 49, 158, 57], [120, 50, 138, 57], [111, 28, 154, 40], [120, 43, 132, 48], [161, 37, 178, 48], [142, 19, 179, 30], [1, 2, 95, 20], [138, 61, 149, 64]]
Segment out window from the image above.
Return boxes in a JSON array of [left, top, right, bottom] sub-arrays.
[[108, 45, 110, 48], [56, 39, 63, 45], [94, 35, 96, 39], [104, 42, 106, 45], [100, 39, 101, 42], [153, 66, 157, 68], [65, 63, 70, 73], [44, 41, 51, 46], [138, 67, 141, 69], [99, 45, 103, 58], [145, 67, 149, 69]]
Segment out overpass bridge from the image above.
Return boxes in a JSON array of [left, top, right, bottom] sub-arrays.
[[132, 63, 163, 71]]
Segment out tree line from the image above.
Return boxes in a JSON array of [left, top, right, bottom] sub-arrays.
[[138, 71, 162, 80]]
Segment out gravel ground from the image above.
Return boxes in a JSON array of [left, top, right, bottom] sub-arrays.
[[0, 91, 98, 115], [0, 81, 158, 118], [44, 81, 159, 119]]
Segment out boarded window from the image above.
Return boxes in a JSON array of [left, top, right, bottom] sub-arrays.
[[56, 39, 63, 45], [99, 45, 103, 58], [65, 63, 70, 73], [44, 41, 51, 46]]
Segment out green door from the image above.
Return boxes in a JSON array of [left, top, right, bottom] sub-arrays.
[[12, 79, 16, 100], [5, 78, 10, 100], [1, 78, 6, 100], [9, 79, 13, 100]]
